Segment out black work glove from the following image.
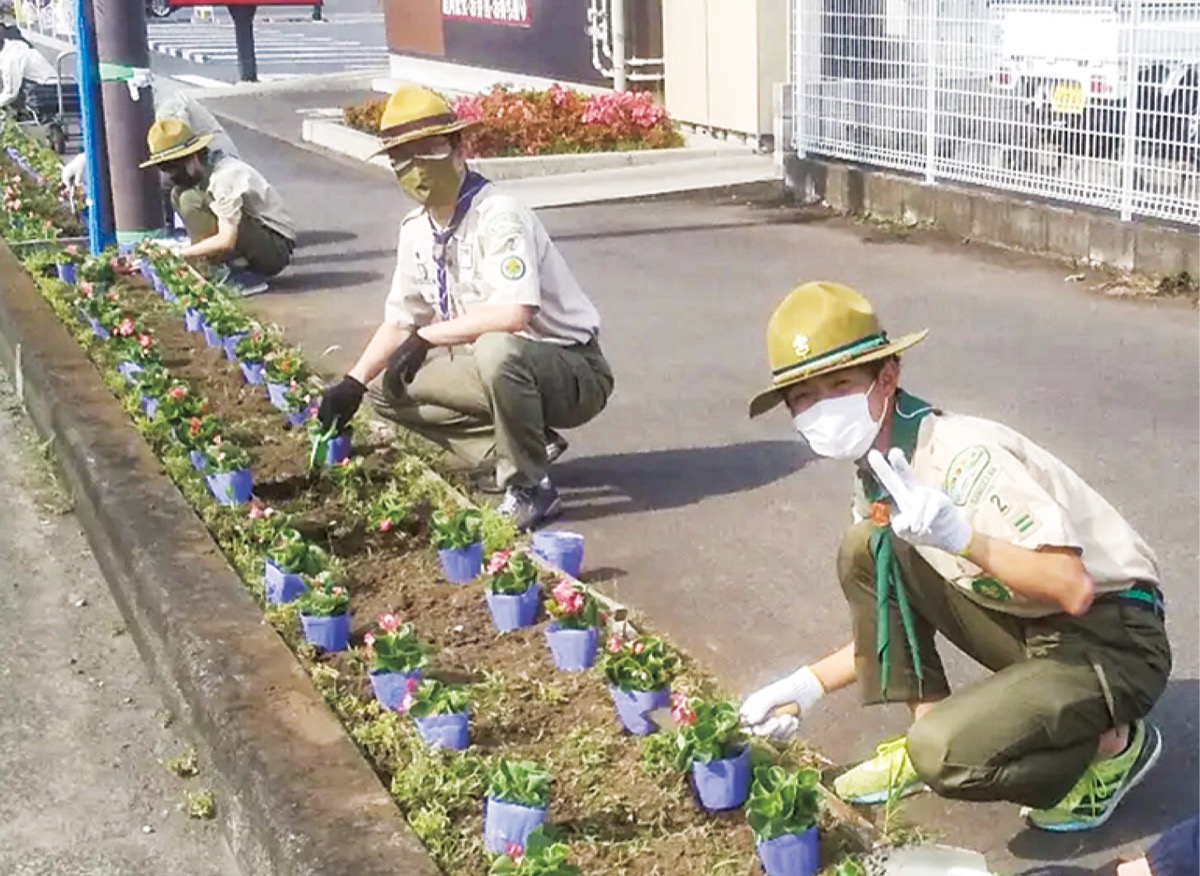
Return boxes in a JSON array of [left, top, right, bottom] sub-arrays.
[[317, 375, 367, 433], [382, 332, 432, 398]]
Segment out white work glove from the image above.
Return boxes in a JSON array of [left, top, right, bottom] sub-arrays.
[[739, 666, 826, 742], [61, 152, 86, 189], [867, 447, 974, 556]]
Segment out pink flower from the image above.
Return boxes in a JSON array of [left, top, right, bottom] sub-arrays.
[[247, 504, 266, 520], [338, 457, 351, 467], [363, 631, 375, 647], [548, 82, 570, 107], [65, 244, 78, 255], [331, 586, 346, 596], [632, 641, 645, 655], [115, 318, 135, 337], [404, 676, 420, 694], [378, 519, 393, 533], [504, 841, 524, 866], [606, 635, 623, 654], [486, 550, 512, 575], [137, 334, 153, 350], [167, 386, 187, 401], [378, 613, 400, 634]]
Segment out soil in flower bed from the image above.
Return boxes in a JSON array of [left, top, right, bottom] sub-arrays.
[[106, 281, 854, 874]]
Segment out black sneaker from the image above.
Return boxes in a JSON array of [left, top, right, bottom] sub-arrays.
[[545, 429, 569, 464], [498, 477, 562, 532]]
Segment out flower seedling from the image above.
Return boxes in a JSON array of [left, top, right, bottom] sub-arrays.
[[203, 297, 251, 338], [267, 528, 330, 575], [665, 694, 746, 768], [296, 570, 350, 617], [200, 436, 251, 474], [177, 414, 224, 451], [601, 634, 681, 693], [544, 579, 603, 630], [233, 325, 281, 364], [110, 328, 161, 368], [263, 348, 309, 386], [79, 251, 116, 285], [488, 827, 579, 876], [431, 507, 484, 551], [363, 612, 429, 675], [368, 483, 415, 535], [488, 759, 550, 808], [484, 550, 540, 596], [130, 363, 172, 401], [157, 382, 206, 426], [402, 678, 471, 718], [745, 764, 822, 842]]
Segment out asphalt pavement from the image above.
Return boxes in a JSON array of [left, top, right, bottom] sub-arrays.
[[0, 369, 240, 876]]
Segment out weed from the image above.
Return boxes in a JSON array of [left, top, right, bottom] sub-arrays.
[[182, 789, 215, 819], [1157, 270, 1198, 299], [163, 747, 199, 778]]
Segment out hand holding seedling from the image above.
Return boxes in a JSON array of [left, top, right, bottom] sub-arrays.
[[867, 448, 974, 556]]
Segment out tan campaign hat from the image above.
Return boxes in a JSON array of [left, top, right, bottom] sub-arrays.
[[370, 85, 479, 158], [139, 119, 213, 168]]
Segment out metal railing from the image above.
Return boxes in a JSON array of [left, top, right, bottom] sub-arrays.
[[13, 0, 76, 46], [792, 0, 1200, 225]]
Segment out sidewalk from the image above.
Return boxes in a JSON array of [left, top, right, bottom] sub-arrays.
[[202, 88, 1199, 874]]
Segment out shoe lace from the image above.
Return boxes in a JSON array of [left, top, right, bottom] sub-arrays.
[[498, 486, 532, 516], [1057, 765, 1111, 817]]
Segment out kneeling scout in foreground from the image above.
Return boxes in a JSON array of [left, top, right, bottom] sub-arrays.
[[740, 281, 1170, 833]]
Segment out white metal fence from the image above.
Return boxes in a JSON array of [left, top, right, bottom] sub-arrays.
[[792, 0, 1200, 225], [13, 0, 76, 45]]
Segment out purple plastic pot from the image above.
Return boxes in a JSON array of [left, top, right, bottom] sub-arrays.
[[437, 543, 483, 584], [87, 316, 109, 341], [140, 395, 159, 419], [151, 275, 168, 297], [609, 685, 671, 736], [544, 624, 599, 672], [222, 332, 246, 362], [324, 433, 352, 465], [284, 408, 310, 428], [56, 263, 77, 284], [300, 612, 350, 652], [414, 712, 470, 751], [264, 559, 305, 604], [239, 360, 265, 385], [162, 286, 178, 304], [202, 324, 221, 348], [486, 584, 541, 633], [531, 530, 585, 578], [369, 669, 423, 711], [266, 381, 290, 410], [184, 307, 204, 333], [189, 449, 207, 472], [138, 259, 154, 281], [483, 797, 546, 854], [691, 745, 751, 811], [205, 468, 253, 506], [117, 361, 144, 384], [756, 827, 819, 876]]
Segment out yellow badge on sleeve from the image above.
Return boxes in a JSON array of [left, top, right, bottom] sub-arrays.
[[499, 255, 527, 281]]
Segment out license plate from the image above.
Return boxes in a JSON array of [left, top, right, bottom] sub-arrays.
[[1052, 83, 1084, 115]]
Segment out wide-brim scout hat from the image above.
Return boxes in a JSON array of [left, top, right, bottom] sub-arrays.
[[748, 281, 928, 418], [370, 85, 479, 158], [139, 119, 213, 169]]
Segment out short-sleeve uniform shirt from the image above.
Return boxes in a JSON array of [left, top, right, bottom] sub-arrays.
[[384, 184, 600, 346], [206, 156, 295, 241], [854, 411, 1160, 617]]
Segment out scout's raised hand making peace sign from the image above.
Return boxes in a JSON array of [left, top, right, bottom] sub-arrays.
[[738, 282, 1169, 835]]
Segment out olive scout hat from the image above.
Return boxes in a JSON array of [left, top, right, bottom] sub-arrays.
[[370, 85, 480, 158], [139, 119, 213, 169], [748, 281, 928, 418]]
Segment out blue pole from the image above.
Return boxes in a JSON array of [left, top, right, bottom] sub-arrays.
[[75, 0, 113, 253]]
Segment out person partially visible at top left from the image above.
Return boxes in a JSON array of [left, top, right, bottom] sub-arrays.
[[141, 118, 295, 297], [0, 23, 57, 112]]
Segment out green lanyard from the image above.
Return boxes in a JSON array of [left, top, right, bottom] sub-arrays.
[[857, 390, 937, 698]]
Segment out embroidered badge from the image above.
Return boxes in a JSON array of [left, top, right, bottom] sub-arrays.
[[500, 255, 526, 281], [792, 334, 811, 358], [944, 446, 991, 506], [970, 576, 1012, 602], [483, 211, 524, 254]]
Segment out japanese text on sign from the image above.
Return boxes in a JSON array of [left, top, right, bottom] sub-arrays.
[[442, 0, 531, 27]]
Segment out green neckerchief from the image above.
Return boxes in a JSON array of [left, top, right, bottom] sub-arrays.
[[856, 389, 938, 699]]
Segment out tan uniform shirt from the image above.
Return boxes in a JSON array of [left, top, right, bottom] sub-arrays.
[[854, 411, 1160, 617], [207, 156, 295, 241], [384, 183, 601, 346]]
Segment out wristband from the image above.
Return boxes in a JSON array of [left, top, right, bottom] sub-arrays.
[[957, 527, 977, 558]]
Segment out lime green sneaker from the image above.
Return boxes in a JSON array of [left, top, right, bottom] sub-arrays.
[[834, 736, 927, 806], [1023, 720, 1162, 832]]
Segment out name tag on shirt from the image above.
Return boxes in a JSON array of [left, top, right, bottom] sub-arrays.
[[457, 239, 474, 273]]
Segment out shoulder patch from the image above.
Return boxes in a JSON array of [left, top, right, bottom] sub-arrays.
[[499, 255, 527, 281], [944, 445, 991, 506], [970, 577, 1012, 602], [482, 210, 526, 255]]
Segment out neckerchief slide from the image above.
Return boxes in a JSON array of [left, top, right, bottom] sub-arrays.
[[429, 171, 490, 320]]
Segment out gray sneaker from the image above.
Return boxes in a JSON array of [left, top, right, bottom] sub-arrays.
[[226, 269, 270, 297], [498, 477, 562, 532]]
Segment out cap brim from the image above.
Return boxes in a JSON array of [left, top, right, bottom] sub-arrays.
[[139, 132, 215, 169], [368, 118, 480, 158], [747, 329, 929, 418]]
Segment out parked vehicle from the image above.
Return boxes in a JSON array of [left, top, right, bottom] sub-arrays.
[[146, 0, 176, 18]]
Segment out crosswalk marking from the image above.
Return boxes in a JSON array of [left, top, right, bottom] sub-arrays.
[[146, 23, 387, 67]]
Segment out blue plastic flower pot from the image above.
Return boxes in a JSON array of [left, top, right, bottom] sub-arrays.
[[300, 612, 350, 652], [56, 263, 77, 284], [369, 669, 423, 711], [486, 584, 541, 633], [415, 711, 470, 751], [531, 530, 585, 578], [87, 316, 109, 341], [609, 685, 671, 736], [544, 623, 599, 672], [756, 827, 819, 876], [325, 433, 352, 465], [162, 286, 178, 304], [138, 259, 154, 281], [240, 360, 265, 385], [184, 307, 204, 333], [266, 382, 290, 410], [205, 468, 253, 506], [437, 543, 482, 584], [117, 361, 144, 384], [691, 745, 752, 811], [202, 324, 221, 348], [140, 395, 159, 419], [264, 559, 305, 605], [483, 797, 546, 854], [189, 449, 207, 472], [284, 408, 311, 428], [223, 332, 246, 363]]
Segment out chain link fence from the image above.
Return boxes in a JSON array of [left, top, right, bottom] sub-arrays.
[[792, 0, 1200, 225]]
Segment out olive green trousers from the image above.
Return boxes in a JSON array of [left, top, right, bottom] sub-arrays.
[[172, 186, 293, 277]]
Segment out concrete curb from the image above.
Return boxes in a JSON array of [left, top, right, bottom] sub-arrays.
[[0, 244, 441, 876], [301, 115, 752, 180]]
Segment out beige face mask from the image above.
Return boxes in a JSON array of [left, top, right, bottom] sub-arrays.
[[395, 156, 462, 206]]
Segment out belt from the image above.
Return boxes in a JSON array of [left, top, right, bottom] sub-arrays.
[[1098, 581, 1165, 619]]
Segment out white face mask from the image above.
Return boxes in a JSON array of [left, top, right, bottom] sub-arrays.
[[792, 381, 883, 460]]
